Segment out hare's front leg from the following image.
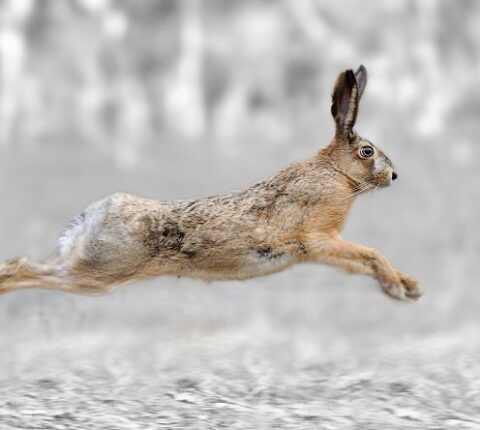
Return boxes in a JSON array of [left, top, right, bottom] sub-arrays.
[[307, 236, 422, 301]]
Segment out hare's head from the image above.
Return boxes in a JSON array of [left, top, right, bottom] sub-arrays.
[[327, 65, 397, 189]]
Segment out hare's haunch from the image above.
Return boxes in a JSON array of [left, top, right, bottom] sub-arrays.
[[0, 66, 421, 301]]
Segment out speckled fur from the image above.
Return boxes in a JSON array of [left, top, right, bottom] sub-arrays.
[[0, 66, 421, 301]]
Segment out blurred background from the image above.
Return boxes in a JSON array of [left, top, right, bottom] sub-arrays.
[[0, 0, 479, 428]]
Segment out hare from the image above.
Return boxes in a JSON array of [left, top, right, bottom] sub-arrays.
[[0, 65, 421, 301]]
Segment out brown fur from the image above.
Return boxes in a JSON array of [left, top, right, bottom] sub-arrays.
[[0, 66, 421, 301]]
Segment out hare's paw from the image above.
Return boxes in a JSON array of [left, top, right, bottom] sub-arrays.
[[397, 272, 422, 300], [381, 281, 407, 301], [381, 273, 422, 302], [0, 265, 12, 294], [0, 263, 13, 284], [0, 259, 26, 285]]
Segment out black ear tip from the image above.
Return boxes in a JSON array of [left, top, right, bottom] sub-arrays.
[[355, 64, 368, 76], [344, 69, 356, 85]]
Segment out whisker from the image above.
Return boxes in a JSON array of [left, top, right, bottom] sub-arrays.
[[342, 181, 374, 200]]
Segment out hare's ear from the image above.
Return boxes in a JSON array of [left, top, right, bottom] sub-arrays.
[[331, 69, 359, 136], [355, 65, 368, 100]]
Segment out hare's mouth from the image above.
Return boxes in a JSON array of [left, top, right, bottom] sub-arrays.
[[380, 177, 393, 188], [372, 174, 393, 188]]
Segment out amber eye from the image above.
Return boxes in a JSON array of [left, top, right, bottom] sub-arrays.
[[359, 146, 374, 158]]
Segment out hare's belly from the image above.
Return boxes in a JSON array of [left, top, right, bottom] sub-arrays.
[[184, 248, 294, 280], [242, 249, 294, 278]]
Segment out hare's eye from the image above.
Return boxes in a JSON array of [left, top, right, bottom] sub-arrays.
[[359, 146, 374, 158]]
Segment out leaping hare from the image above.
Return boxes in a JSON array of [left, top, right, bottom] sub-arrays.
[[0, 66, 421, 301]]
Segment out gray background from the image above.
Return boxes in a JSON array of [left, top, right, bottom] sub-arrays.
[[0, 0, 479, 428]]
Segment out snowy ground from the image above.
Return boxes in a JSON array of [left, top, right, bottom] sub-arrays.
[[1, 271, 479, 430]]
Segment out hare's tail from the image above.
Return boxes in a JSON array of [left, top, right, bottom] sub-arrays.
[[0, 257, 110, 295]]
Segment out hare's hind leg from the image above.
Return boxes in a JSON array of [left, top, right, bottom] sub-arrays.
[[0, 258, 55, 284], [0, 257, 113, 295], [1, 257, 59, 294], [307, 236, 422, 301]]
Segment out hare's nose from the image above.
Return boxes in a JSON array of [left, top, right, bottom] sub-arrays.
[[392, 171, 398, 180]]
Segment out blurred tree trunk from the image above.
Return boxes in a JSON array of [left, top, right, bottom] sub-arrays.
[[163, 0, 206, 140], [0, 0, 32, 148]]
